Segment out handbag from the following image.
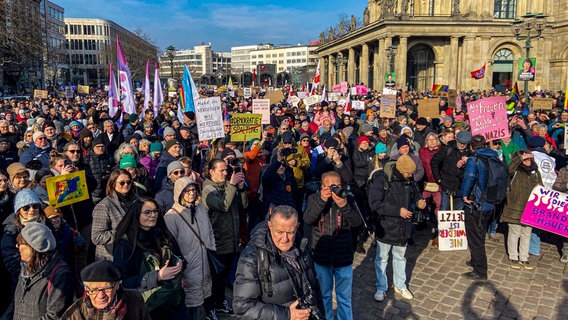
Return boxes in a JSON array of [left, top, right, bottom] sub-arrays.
[[424, 182, 440, 193], [173, 207, 226, 277]]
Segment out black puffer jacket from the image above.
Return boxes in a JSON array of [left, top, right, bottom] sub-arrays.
[[430, 140, 472, 195], [83, 150, 113, 201], [233, 222, 322, 320], [351, 148, 374, 188], [368, 168, 421, 246]]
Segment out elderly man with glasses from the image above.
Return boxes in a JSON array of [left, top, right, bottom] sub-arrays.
[[20, 131, 53, 167]]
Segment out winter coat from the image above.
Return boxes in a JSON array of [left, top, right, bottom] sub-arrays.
[[243, 143, 266, 197], [91, 192, 130, 261], [352, 147, 374, 188], [101, 132, 124, 158], [164, 179, 215, 307], [13, 253, 75, 320], [460, 148, 500, 212], [233, 222, 322, 320], [261, 161, 297, 214], [413, 126, 435, 147], [303, 192, 363, 267], [501, 156, 542, 224], [2, 213, 22, 297], [419, 145, 441, 184], [155, 179, 174, 213], [154, 151, 177, 191], [202, 178, 248, 255], [312, 153, 353, 183], [368, 168, 422, 246], [0, 149, 19, 170], [60, 288, 151, 320], [390, 152, 425, 182], [430, 140, 471, 195], [140, 154, 158, 181], [20, 142, 52, 167], [84, 150, 113, 201]]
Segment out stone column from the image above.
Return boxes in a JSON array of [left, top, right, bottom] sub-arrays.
[[373, 41, 381, 90], [319, 57, 326, 88], [328, 54, 335, 86], [449, 36, 459, 88], [398, 36, 408, 87], [360, 43, 369, 86], [462, 36, 475, 90], [348, 47, 356, 84], [378, 37, 386, 89]]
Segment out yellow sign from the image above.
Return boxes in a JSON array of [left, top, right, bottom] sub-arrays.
[[230, 113, 262, 142], [46, 171, 90, 208], [77, 85, 90, 94], [34, 89, 48, 99]]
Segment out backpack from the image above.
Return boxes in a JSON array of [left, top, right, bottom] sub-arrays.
[[366, 161, 396, 199], [473, 155, 509, 204], [139, 247, 184, 312]]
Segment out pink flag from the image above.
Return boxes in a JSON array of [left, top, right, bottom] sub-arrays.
[[116, 36, 136, 115], [140, 59, 151, 120], [153, 63, 163, 118], [108, 63, 119, 117]]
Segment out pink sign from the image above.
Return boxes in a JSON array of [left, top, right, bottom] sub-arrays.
[[332, 84, 342, 93], [355, 85, 367, 95], [340, 81, 348, 94], [467, 96, 509, 142], [521, 186, 568, 238]]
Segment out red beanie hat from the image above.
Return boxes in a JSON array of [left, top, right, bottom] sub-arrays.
[[358, 136, 370, 146]]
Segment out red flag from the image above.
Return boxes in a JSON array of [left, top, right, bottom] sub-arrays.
[[252, 69, 257, 84], [344, 93, 351, 112], [470, 64, 486, 80], [312, 60, 320, 95]]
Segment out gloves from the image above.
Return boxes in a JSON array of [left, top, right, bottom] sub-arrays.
[[74, 233, 85, 247]]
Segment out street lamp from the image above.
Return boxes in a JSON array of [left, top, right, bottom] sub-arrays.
[[385, 45, 398, 73], [166, 45, 176, 79], [331, 55, 346, 84], [511, 12, 546, 98]]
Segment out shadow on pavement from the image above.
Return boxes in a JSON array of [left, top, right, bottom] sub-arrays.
[[461, 280, 519, 319]]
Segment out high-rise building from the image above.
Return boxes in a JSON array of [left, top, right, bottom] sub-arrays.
[[41, 0, 66, 90], [63, 18, 157, 87]]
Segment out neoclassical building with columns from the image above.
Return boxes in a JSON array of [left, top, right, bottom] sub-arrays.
[[316, 0, 568, 92]]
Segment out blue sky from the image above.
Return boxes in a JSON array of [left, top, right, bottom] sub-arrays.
[[56, 0, 367, 53]]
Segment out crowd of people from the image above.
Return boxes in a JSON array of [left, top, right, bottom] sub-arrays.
[[0, 85, 567, 320]]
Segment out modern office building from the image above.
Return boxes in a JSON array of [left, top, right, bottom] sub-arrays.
[[316, 0, 568, 92], [41, 0, 66, 89]]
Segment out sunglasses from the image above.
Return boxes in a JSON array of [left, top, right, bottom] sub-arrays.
[[171, 170, 185, 176], [21, 203, 41, 211], [37, 137, 47, 141], [117, 180, 132, 186], [67, 149, 80, 154]]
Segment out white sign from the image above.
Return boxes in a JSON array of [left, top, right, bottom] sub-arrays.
[[351, 100, 365, 110], [244, 88, 252, 98], [195, 97, 225, 141], [304, 95, 319, 107], [104, 85, 109, 92], [350, 87, 357, 95], [328, 92, 341, 102], [65, 86, 73, 99], [252, 99, 271, 124], [297, 92, 307, 99], [437, 210, 468, 251], [382, 88, 397, 95]]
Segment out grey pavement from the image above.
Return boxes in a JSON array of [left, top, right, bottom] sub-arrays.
[[222, 227, 568, 320]]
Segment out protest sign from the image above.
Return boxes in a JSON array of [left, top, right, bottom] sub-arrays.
[[382, 88, 397, 95], [230, 113, 262, 142], [467, 96, 509, 142], [380, 94, 397, 118], [252, 99, 270, 124], [297, 92, 307, 99], [243, 87, 252, 98], [332, 84, 342, 93], [77, 85, 90, 94], [437, 210, 468, 251], [304, 95, 319, 107], [46, 171, 89, 208], [351, 100, 365, 110], [289, 95, 301, 107], [532, 98, 554, 110], [355, 85, 367, 95], [521, 186, 568, 238], [340, 81, 348, 94], [34, 89, 48, 99], [417, 98, 440, 119], [265, 90, 285, 105], [195, 97, 224, 141], [65, 86, 74, 99], [350, 87, 357, 95], [328, 92, 341, 102]]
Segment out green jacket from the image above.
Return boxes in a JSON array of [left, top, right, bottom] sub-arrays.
[[501, 155, 542, 224]]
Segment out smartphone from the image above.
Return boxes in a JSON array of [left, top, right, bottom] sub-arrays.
[[168, 255, 180, 267], [233, 166, 242, 174]]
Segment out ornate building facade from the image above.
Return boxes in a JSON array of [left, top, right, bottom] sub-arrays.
[[316, 0, 568, 92]]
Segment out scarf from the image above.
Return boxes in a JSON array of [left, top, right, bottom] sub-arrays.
[[79, 290, 128, 320]]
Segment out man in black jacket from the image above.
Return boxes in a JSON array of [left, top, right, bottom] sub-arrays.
[[368, 155, 426, 302], [233, 205, 322, 320], [304, 171, 362, 320]]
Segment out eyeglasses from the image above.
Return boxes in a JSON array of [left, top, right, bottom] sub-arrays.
[[85, 284, 116, 296], [142, 209, 160, 216], [301, 139, 309, 142], [67, 149, 80, 154], [117, 180, 132, 186], [171, 170, 185, 176], [36, 137, 47, 141], [21, 203, 40, 211], [281, 128, 289, 131]]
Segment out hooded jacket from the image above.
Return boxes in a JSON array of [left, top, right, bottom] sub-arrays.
[[501, 155, 542, 224], [20, 142, 53, 167], [164, 177, 215, 307]]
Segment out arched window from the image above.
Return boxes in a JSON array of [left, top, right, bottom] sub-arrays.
[[492, 49, 514, 90], [494, 0, 517, 19]]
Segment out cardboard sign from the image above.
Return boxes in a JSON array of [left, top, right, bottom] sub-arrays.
[[437, 210, 468, 251], [340, 81, 348, 94], [77, 85, 90, 95], [351, 100, 365, 110], [243, 87, 252, 98], [46, 171, 90, 208], [304, 95, 319, 107], [380, 94, 397, 118], [265, 90, 285, 105], [532, 98, 554, 110], [252, 99, 270, 124], [417, 98, 440, 119], [34, 89, 48, 99], [467, 96, 509, 142], [195, 97, 225, 141], [521, 186, 568, 238], [230, 113, 262, 142], [332, 84, 342, 93]]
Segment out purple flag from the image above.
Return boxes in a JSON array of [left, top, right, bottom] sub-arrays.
[[153, 63, 163, 118], [116, 36, 136, 115], [108, 63, 119, 117], [140, 59, 151, 120]]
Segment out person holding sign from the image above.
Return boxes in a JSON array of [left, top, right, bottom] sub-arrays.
[[500, 151, 541, 270]]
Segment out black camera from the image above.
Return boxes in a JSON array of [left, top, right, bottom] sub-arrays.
[[280, 147, 297, 158], [329, 184, 348, 198], [228, 157, 241, 167], [297, 293, 324, 320]]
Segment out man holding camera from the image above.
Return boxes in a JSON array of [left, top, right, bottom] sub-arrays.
[[233, 205, 323, 320], [304, 171, 362, 320]]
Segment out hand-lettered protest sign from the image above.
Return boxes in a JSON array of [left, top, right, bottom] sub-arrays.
[[355, 85, 367, 95], [521, 186, 568, 238], [230, 113, 262, 142], [340, 81, 348, 94], [297, 92, 307, 99], [437, 210, 468, 251], [532, 98, 554, 110], [46, 171, 89, 208], [328, 92, 341, 102], [467, 96, 509, 142], [77, 84, 90, 95], [195, 97, 224, 141], [243, 87, 252, 98], [417, 98, 440, 119], [65, 86, 74, 99], [332, 84, 342, 93], [351, 101, 365, 110], [265, 90, 285, 105], [304, 95, 319, 107], [252, 99, 270, 124], [380, 94, 397, 118], [34, 89, 48, 99], [382, 88, 397, 95]]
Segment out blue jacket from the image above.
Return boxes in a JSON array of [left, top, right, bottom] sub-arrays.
[[460, 148, 498, 212], [20, 143, 52, 167]]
